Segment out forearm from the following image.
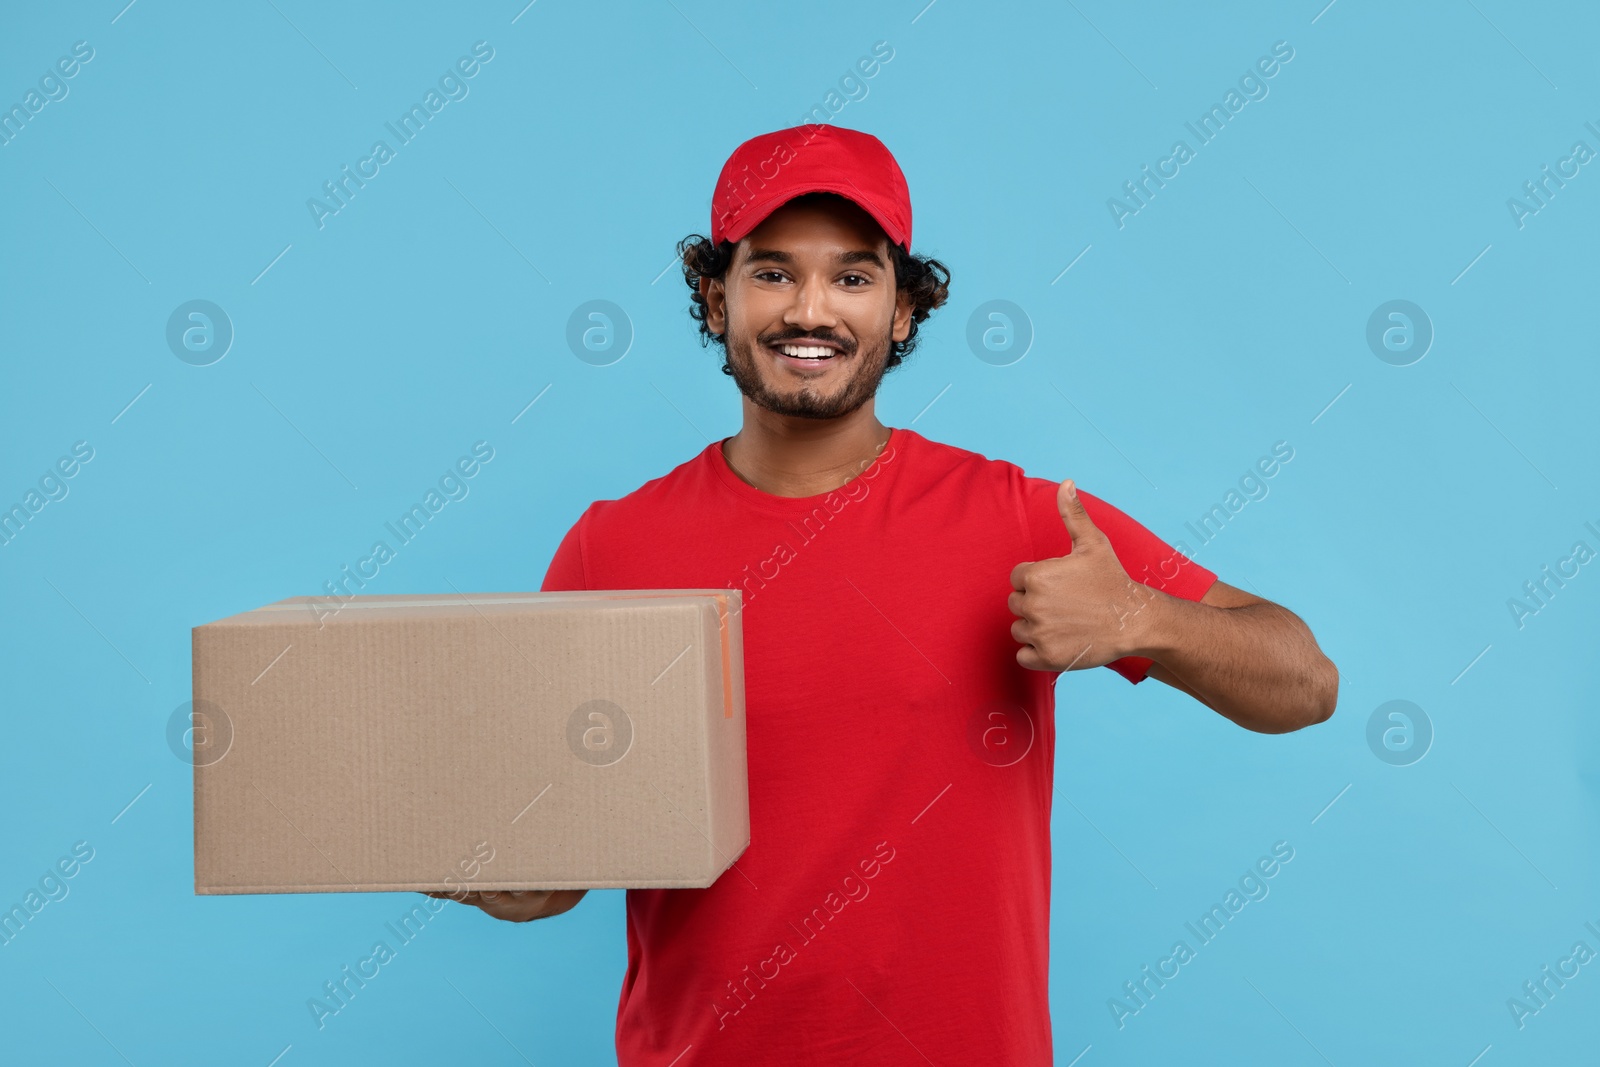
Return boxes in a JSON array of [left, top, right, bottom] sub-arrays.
[[1131, 591, 1337, 733]]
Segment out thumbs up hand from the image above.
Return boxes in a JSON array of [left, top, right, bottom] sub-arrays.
[[1008, 479, 1161, 672]]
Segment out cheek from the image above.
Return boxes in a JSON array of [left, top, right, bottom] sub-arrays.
[[726, 286, 790, 339], [841, 290, 900, 341]]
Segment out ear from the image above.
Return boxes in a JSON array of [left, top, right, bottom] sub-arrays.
[[891, 283, 913, 343], [699, 273, 726, 336]]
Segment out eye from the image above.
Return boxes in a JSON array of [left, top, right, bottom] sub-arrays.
[[839, 273, 870, 287], [753, 270, 789, 283]]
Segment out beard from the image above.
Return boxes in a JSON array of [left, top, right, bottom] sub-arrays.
[[721, 322, 894, 420]]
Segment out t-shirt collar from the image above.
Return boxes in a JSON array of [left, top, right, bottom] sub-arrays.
[[709, 426, 909, 516]]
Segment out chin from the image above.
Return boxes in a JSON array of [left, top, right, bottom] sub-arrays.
[[724, 336, 889, 418]]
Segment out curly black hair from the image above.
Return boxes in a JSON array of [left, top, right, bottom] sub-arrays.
[[677, 193, 951, 373]]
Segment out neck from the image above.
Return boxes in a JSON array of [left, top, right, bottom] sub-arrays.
[[721, 400, 891, 498]]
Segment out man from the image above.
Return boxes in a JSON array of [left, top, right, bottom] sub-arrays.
[[434, 125, 1338, 1064]]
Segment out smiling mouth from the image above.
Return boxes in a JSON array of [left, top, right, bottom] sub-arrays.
[[768, 341, 845, 368]]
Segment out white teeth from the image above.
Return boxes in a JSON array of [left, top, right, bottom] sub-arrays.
[[779, 344, 835, 359]]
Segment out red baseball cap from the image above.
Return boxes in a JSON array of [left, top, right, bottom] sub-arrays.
[[711, 124, 912, 251]]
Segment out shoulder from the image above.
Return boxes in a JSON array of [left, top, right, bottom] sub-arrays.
[[544, 445, 716, 591], [910, 433, 1168, 560], [898, 429, 1037, 496], [911, 431, 1138, 528], [581, 443, 717, 535]]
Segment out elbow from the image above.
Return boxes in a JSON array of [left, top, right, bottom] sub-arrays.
[[1250, 657, 1338, 734], [1302, 657, 1339, 728]]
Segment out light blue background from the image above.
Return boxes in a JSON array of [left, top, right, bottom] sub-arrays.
[[3, 1, 1597, 1063]]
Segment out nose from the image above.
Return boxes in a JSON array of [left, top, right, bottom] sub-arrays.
[[782, 272, 839, 335]]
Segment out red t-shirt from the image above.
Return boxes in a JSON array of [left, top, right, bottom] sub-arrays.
[[540, 426, 1217, 1065]]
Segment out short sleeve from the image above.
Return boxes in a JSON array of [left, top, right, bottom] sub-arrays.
[[540, 504, 592, 592], [1021, 476, 1218, 684]]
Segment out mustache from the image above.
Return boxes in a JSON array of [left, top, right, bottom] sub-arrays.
[[759, 330, 856, 355]]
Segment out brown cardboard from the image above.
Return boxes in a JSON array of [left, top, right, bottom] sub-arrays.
[[191, 590, 747, 894]]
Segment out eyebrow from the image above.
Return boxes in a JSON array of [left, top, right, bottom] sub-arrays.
[[743, 247, 886, 268]]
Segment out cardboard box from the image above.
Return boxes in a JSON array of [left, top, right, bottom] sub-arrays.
[[190, 590, 747, 894]]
